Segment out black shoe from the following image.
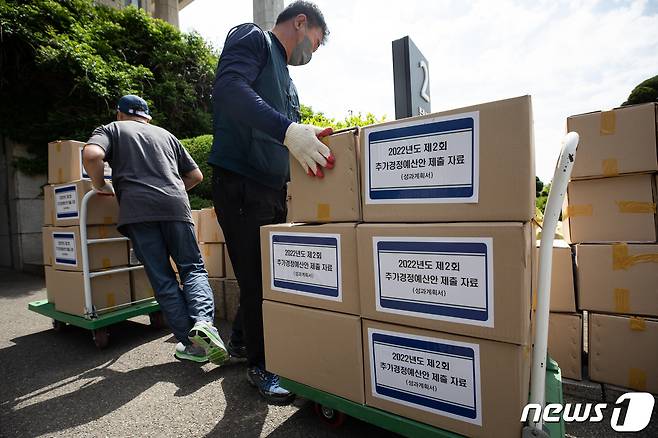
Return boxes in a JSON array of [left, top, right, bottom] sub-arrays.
[[247, 366, 295, 404], [227, 339, 248, 359]]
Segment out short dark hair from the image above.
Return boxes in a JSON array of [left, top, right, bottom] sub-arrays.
[[276, 1, 329, 45]]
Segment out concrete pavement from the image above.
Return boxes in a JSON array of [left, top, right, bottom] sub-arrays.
[[0, 270, 395, 437], [0, 269, 655, 437]]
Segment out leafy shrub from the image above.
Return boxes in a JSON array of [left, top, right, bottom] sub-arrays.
[[623, 75, 658, 106], [180, 134, 213, 201]]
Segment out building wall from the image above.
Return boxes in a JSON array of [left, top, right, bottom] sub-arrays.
[[94, 0, 187, 28], [1, 138, 46, 272], [253, 0, 284, 30]]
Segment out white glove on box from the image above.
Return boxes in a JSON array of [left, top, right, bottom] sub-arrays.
[[283, 123, 333, 177]]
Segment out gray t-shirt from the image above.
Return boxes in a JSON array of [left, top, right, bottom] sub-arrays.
[[87, 120, 198, 228]]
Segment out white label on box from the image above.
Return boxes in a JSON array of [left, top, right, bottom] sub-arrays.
[[53, 232, 77, 266], [364, 111, 479, 204], [79, 144, 112, 180], [269, 231, 342, 301], [54, 184, 79, 220], [368, 327, 482, 425], [373, 236, 494, 327]]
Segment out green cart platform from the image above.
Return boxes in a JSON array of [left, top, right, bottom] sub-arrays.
[[28, 299, 163, 348], [280, 356, 565, 437], [30, 191, 165, 348]]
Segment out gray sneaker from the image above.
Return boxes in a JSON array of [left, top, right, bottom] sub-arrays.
[[188, 321, 229, 366], [247, 366, 295, 404], [174, 342, 208, 363]]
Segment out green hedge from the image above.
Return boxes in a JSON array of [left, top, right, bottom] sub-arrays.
[[181, 134, 213, 206]]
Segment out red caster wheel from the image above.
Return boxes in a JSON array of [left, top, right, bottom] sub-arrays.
[[149, 311, 167, 329], [52, 319, 66, 332], [314, 403, 346, 428], [92, 328, 110, 349]]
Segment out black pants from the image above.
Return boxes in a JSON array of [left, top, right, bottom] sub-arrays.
[[212, 166, 287, 367]]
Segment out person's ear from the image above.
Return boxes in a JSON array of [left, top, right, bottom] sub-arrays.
[[294, 14, 307, 31]]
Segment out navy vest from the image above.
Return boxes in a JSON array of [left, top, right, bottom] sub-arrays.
[[209, 29, 300, 189]]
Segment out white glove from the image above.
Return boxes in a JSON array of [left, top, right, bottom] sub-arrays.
[[283, 123, 334, 177], [93, 182, 115, 196]]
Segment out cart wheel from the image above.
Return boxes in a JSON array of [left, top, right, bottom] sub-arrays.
[[92, 328, 110, 349], [314, 403, 346, 428], [149, 311, 167, 329], [52, 319, 66, 332]]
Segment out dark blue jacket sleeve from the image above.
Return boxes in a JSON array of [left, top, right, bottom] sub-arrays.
[[213, 24, 292, 143]]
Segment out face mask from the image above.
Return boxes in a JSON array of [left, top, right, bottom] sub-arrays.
[[289, 34, 313, 66]]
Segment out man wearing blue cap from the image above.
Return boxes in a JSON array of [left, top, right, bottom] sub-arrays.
[[83, 94, 229, 365]]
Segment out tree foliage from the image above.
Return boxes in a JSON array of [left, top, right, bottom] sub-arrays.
[[300, 104, 385, 129], [622, 74, 658, 106], [0, 0, 218, 173], [536, 181, 550, 213]]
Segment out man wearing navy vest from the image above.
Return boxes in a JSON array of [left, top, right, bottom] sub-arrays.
[[209, 1, 331, 403]]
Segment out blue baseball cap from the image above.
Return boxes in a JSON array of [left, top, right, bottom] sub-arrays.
[[117, 94, 152, 120]]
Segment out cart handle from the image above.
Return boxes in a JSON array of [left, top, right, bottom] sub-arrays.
[[528, 132, 579, 432]]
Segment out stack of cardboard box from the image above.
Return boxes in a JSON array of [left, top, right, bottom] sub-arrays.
[[564, 103, 658, 394], [534, 241, 582, 381], [193, 207, 239, 320], [262, 96, 537, 437], [42, 140, 139, 315]]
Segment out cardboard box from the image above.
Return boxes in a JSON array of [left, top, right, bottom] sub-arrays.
[[197, 208, 224, 243], [224, 246, 236, 280], [43, 180, 119, 226], [264, 300, 364, 403], [361, 96, 535, 222], [532, 240, 576, 313], [357, 222, 532, 345], [208, 278, 225, 320], [45, 266, 131, 316], [567, 103, 658, 179], [191, 210, 200, 240], [48, 140, 112, 184], [289, 129, 361, 223], [130, 268, 154, 301], [563, 174, 657, 243], [261, 223, 360, 315], [589, 313, 658, 393], [576, 243, 658, 317], [200, 243, 224, 278], [285, 185, 292, 223], [363, 319, 530, 437], [548, 313, 582, 380], [42, 225, 127, 271], [224, 279, 240, 322]]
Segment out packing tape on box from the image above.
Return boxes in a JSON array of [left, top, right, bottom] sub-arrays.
[[103, 216, 113, 224], [563, 204, 592, 218], [106, 292, 116, 308], [317, 203, 331, 221], [616, 201, 657, 214], [203, 245, 210, 258], [56, 141, 62, 153], [600, 110, 616, 135], [612, 243, 658, 270], [629, 317, 646, 331], [102, 257, 111, 269], [629, 368, 647, 391], [57, 168, 63, 182], [602, 159, 619, 177], [614, 288, 630, 313]]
